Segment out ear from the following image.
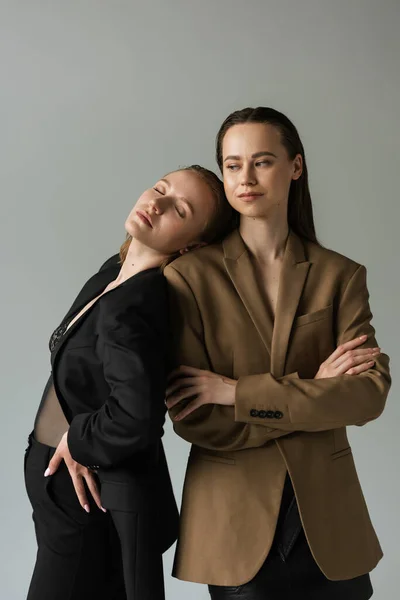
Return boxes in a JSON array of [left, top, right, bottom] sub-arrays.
[[179, 241, 208, 255], [292, 154, 303, 181]]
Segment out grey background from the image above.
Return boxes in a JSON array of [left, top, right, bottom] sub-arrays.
[[1, 1, 399, 598]]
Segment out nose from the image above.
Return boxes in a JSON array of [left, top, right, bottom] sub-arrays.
[[148, 198, 163, 215], [240, 163, 257, 187]]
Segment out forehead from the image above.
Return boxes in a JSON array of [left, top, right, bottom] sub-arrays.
[[165, 170, 215, 214], [222, 123, 282, 156]]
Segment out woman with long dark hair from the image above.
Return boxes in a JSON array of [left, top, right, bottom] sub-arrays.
[[24, 165, 233, 600], [166, 108, 391, 599]]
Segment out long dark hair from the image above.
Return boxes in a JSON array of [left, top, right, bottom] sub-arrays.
[[216, 107, 319, 244]]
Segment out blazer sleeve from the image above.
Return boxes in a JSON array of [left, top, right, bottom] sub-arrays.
[[68, 294, 167, 469], [165, 264, 390, 451], [165, 265, 293, 451], [235, 264, 391, 431]]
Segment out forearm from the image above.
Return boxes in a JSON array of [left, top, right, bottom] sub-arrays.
[[68, 404, 164, 469], [170, 403, 292, 451], [235, 357, 390, 431]]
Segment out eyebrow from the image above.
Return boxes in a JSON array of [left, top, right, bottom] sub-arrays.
[[223, 151, 277, 162], [159, 178, 194, 215]]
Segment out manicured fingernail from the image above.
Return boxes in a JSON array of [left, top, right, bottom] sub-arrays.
[[360, 335, 367, 340], [84, 504, 90, 513], [101, 507, 107, 513], [368, 361, 375, 365], [44, 468, 51, 477]]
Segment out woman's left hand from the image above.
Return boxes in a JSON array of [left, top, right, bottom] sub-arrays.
[[45, 432, 106, 514], [166, 366, 237, 421]]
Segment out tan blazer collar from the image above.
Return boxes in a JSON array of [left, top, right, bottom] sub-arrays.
[[223, 228, 310, 376], [222, 228, 307, 264]]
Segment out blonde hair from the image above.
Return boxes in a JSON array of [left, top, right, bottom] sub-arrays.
[[119, 165, 234, 267]]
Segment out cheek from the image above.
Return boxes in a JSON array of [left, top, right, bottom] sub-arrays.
[[160, 217, 189, 249], [171, 218, 206, 249], [124, 209, 136, 232], [223, 177, 236, 203], [267, 168, 292, 194], [126, 205, 136, 222], [126, 192, 148, 221]]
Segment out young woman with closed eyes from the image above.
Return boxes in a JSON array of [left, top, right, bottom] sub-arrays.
[[24, 165, 234, 600]]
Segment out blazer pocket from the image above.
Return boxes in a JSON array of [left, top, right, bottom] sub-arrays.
[[191, 448, 236, 465], [331, 447, 352, 460], [294, 305, 333, 328]]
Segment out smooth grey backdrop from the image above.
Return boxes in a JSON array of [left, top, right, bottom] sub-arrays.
[[1, 1, 399, 599]]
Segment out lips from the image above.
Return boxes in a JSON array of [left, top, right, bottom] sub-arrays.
[[238, 192, 263, 198], [237, 192, 264, 202], [136, 210, 153, 228]]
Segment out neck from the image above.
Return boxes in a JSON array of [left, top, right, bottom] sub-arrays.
[[239, 211, 289, 264], [114, 238, 168, 284]]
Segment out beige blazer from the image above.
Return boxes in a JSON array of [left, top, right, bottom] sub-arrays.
[[164, 229, 390, 587]]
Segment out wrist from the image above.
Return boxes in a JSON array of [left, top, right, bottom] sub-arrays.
[[222, 377, 237, 405]]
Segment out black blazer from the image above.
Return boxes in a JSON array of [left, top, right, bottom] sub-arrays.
[[49, 255, 178, 553]]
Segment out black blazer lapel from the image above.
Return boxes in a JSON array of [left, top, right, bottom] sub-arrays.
[[50, 264, 119, 367]]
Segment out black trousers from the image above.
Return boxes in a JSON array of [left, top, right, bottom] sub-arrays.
[[24, 434, 165, 600], [208, 528, 373, 600]]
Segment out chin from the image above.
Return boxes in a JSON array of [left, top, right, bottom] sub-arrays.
[[236, 201, 281, 220], [124, 216, 134, 236], [125, 216, 144, 236], [237, 206, 270, 219]]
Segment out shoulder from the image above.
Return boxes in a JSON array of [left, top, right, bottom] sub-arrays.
[[98, 254, 120, 272], [100, 269, 168, 337], [164, 242, 224, 282], [103, 269, 167, 313], [305, 239, 363, 278]]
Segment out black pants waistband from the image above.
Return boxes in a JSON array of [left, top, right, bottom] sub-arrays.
[[25, 431, 57, 469]]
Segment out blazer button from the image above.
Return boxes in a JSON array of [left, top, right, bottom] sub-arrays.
[[266, 410, 274, 418], [274, 411, 284, 419], [258, 410, 267, 418], [250, 409, 259, 417]]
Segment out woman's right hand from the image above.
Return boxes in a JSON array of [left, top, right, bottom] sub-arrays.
[[45, 432, 106, 514], [315, 335, 381, 379]]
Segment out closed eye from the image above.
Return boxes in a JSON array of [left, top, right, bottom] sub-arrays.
[[175, 205, 185, 218], [153, 187, 165, 195]]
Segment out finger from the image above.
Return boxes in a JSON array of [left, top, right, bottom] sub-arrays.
[[44, 451, 63, 477], [324, 335, 368, 365], [345, 360, 375, 376], [166, 385, 202, 410], [173, 398, 204, 421], [333, 350, 380, 371], [168, 365, 214, 382], [166, 377, 200, 398], [71, 474, 90, 513], [84, 473, 106, 513], [335, 355, 375, 376]]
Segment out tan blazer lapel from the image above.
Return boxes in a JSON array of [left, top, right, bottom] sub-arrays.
[[271, 231, 311, 377], [223, 230, 273, 356]]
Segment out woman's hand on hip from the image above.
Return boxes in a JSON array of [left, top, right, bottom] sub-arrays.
[[315, 335, 381, 379], [166, 366, 237, 421], [44, 431, 106, 514]]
